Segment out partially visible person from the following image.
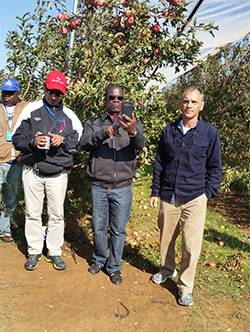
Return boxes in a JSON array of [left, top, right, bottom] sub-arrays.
[[13, 70, 83, 271], [0, 78, 27, 243], [150, 86, 222, 306], [81, 84, 145, 285]]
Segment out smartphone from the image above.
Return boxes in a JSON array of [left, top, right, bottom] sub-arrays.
[[122, 101, 133, 118]]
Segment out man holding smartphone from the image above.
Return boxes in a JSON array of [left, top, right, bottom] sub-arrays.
[[81, 84, 145, 285]]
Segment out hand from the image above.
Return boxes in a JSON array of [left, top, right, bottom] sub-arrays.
[[150, 196, 159, 208], [119, 113, 137, 135], [105, 126, 116, 138], [48, 132, 64, 147], [34, 131, 48, 149]]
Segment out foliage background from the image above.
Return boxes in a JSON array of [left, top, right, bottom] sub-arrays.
[[0, 0, 249, 216]]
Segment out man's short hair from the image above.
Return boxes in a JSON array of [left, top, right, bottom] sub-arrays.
[[182, 86, 204, 101], [104, 84, 124, 99]]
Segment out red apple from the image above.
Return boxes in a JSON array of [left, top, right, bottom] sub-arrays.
[[116, 37, 126, 46], [143, 58, 149, 65], [60, 27, 68, 35], [125, 10, 133, 17], [113, 18, 121, 29], [162, 10, 169, 17], [152, 23, 161, 33], [170, 0, 182, 5], [57, 13, 70, 21], [69, 18, 81, 29], [126, 15, 135, 26], [209, 261, 217, 268], [96, 0, 105, 7], [153, 47, 159, 57], [120, 0, 128, 6]]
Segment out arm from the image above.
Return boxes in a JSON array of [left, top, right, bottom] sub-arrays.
[[151, 131, 166, 198], [12, 118, 34, 153], [80, 119, 109, 152], [205, 129, 222, 198], [119, 114, 145, 150]]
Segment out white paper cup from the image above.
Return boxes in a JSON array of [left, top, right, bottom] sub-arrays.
[[43, 136, 50, 150]]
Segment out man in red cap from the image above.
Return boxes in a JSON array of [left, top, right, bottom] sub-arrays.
[[13, 70, 83, 271]]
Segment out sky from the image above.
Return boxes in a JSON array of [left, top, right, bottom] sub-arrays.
[[0, 0, 73, 69], [0, 0, 249, 82]]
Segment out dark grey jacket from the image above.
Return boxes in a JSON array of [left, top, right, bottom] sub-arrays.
[[80, 112, 145, 188]]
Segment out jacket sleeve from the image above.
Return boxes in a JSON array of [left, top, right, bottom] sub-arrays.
[[205, 129, 222, 198], [151, 130, 166, 197], [61, 130, 79, 153], [80, 119, 109, 152], [12, 118, 34, 153], [129, 120, 145, 150]]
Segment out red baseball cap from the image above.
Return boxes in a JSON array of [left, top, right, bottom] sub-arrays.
[[45, 70, 67, 95]]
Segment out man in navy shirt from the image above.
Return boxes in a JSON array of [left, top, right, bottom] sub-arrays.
[[150, 86, 222, 306]]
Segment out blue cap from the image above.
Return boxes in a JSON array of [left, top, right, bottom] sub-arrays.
[[0, 78, 21, 92]]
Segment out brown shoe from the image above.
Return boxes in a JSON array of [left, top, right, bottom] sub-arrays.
[[0, 235, 14, 243]]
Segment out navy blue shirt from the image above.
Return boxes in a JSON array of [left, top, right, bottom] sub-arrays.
[[151, 118, 222, 204]]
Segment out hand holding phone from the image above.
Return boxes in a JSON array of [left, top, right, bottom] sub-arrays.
[[119, 101, 136, 135], [121, 101, 133, 118]]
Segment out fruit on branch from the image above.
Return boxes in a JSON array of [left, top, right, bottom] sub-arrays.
[[57, 13, 70, 21], [59, 26, 68, 35], [152, 23, 161, 33], [69, 18, 81, 30], [170, 0, 182, 6], [153, 47, 159, 57], [126, 15, 135, 26], [143, 58, 149, 65], [162, 10, 169, 18], [96, 0, 105, 7]]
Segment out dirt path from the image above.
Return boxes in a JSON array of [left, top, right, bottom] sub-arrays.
[[0, 242, 186, 332]]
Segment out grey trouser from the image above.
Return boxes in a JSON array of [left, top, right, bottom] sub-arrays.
[[22, 166, 68, 256], [158, 194, 207, 295]]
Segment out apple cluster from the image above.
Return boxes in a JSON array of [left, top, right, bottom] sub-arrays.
[[57, 13, 81, 35]]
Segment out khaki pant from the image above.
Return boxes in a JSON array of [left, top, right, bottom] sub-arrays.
[[158, 194, 207, 295], [22, 166, 68, 256]]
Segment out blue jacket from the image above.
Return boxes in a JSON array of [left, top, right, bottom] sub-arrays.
[[151, 118, 222, 204]]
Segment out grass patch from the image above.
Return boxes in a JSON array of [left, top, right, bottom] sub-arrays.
[[127, 176, 250, 302]]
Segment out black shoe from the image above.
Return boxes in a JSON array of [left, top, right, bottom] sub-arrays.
[[46, 255, 66, 270], [110, 271, 122, 285], [24, 254, 42, 271], [88, 264, 102, 275]]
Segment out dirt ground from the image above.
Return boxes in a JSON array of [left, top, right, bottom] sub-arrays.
[[0, 242, 187, 332], [0, 192, 249, 332], [0, 239, 249, 332]]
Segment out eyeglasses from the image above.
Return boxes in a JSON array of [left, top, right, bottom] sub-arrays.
[[108, 95, 124, 101], [46, 89, 63, 97]]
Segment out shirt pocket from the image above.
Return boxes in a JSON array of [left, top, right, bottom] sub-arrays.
[[192, 139, 209, 159]]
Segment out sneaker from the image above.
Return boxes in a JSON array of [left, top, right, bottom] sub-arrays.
[[88, 264, 102, 275], [110, 271, 122, 285], [46, 255, 66, 270], [0, 235, 14, 243], [178, 293, 193, 307], [24, 254, 42, 271], [151, 269, 177, 284]]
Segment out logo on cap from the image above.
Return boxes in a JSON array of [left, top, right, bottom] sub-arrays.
[[45, 70, 67, 95], [0, 78, 20, 92]]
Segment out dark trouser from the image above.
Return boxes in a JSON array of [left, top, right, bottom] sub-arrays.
[[90, 184, 132, 275]]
